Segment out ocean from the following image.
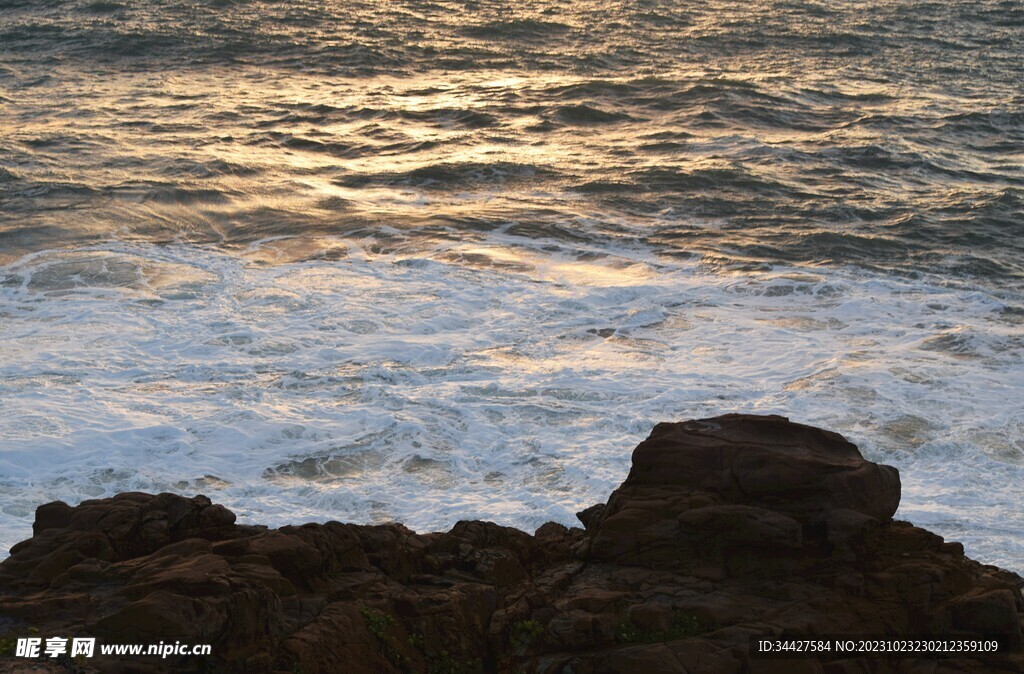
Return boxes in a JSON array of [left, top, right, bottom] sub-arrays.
[[1, 0, 1022, 571]]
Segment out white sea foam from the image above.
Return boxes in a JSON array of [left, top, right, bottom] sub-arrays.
[[1, 238, 1021, 571]]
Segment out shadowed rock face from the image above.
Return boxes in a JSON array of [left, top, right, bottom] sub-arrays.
[[625, 415, 900, 521], [1, 415, 1022, 674], [587, 414, 902, 567]]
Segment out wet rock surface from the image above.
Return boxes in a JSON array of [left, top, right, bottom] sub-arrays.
[[1, 415, 1022, 673]]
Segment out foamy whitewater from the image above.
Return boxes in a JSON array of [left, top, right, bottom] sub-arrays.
[[1, 0, 1022, 570]]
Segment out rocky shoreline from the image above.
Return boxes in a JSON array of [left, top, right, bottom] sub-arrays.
[[1, 414, 1022, 673]]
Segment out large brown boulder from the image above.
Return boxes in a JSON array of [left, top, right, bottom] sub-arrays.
[[624, 415, 900, 521], [586, 414, 902, 567], [0, 415, 1021, 674]]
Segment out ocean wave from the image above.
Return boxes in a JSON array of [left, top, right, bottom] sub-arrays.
[[1, 241, 1021, 571], [459, 19, 572, 40], [398, 108, 498, 129], [551, 104, 634, 125], [578, 166, 807, 198], [2, 0, 1024, 572], [335, 161, 565, 190]]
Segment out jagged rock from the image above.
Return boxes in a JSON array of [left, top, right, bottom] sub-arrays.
[[0, 415, 1021, 673]]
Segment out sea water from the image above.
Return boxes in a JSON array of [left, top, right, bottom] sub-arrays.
[[1, 0, 1022, 570]]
